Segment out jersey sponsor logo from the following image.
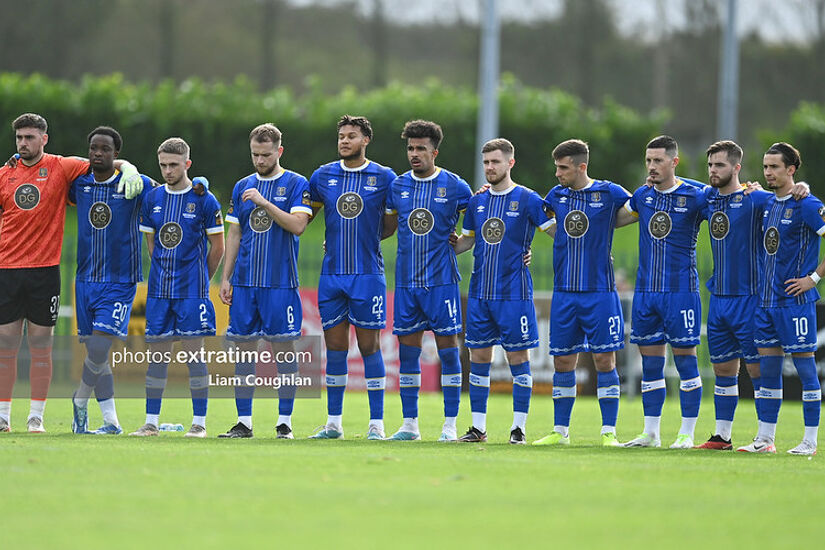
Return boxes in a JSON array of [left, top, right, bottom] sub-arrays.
[[649, 211, 672, 239], [249, 206, 272, 233], [89, 201, 112, 229], [13, 183, 40, 210], [186, 202, 196, 213], [159, 222, 183, 249], [336, 192, 363, 219], [408, 207, 434, 235], [764, 226, 779, 255], [709, 211, 730, 240], [564, 209, 589, 238], [481, 217, 505, 244]]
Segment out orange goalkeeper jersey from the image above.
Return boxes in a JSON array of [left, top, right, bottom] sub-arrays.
[[0, 153, 89, 268]]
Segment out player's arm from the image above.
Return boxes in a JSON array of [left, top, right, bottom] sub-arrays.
[[308, 204, 323, 223], [382, 211, 398, 239], [206, 231, 225, 281], [785, 201, 825, 296], [615, 203, 638, 228], [219, 222, 241, 305], [241, 187, 309, 235], [453, 230, 475, 254], [143, 233, 154, 257], [785, 255, 825, 296]]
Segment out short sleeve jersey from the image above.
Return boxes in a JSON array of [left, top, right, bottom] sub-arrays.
[[760, 193, 825, 307], [0, 153, 89, 267], [704, 187, 772, 296], [70, 171, 153, 283], [139, 185, 223, 299], [225, 169, 312, 289], [309, 160, 396, 275], [462, 185, 553, 300], [625, 178, 708, 293], [544, 179, 632, 292], [386, 167, 472, 288]]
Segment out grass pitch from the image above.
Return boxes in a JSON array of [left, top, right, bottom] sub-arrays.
[[3, 392, 823, 549]]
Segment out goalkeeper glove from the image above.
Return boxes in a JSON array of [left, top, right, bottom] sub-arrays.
[[117, 162, 144, 199]]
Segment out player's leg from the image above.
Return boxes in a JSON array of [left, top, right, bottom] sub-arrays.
[[22, 265, 60, 432], [459, 298, 497, 442], [738, 295, 763, 437], [497, 299, 539, 444], [311, 275, 349, 439], [593, 352, 621, 446], [177, 298, 215, 438], [787, 303, 819, 455], [74, 332, 114, 434], [272, 339, 299, 439], [132, 297, 174, 436], [0, 319, 24, 432], [665, 292, 703, 448], [389, 287, 426, 440], [349, 274, 387, 437], [738, 307, 781, 452], [221, 286, 262, 438], [536, 291, 583, 446], [624, 292, 665, 447]]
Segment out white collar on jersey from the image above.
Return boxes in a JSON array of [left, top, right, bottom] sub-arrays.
[[255, 168, 285, 182], [411, 167, 442, 182], [164, 183, 193, 195], [775, 193, 793, 202], [654, 180, 682, 194], [489, 183, 517, 196], [339, 159, 370, 172], [93, 171, 119, 185]]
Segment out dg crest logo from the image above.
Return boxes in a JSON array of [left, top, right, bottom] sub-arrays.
[[481, 217, 505, 244], [336, 192, 363, 219], [408, 208, 434, 235], [89, 202, 112, 229], [14, 183, 40, 210], [159, 222, 183, 249]]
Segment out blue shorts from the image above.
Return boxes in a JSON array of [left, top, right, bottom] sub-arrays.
[[707, 294, 760, 363], [754, 303, 817, 353], [630, 291, 701, 348], [227, 286, 302, 342], [393, 284, 462, 336], [465, 297, 539, 351], [318, 274, 386, 330], [75, 281, 137, 340], [549, 291, 624, 356], [146, 296, 216, 342]]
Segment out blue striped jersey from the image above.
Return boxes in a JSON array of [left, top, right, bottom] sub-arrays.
[[225, 169, 312, 288], [462, 185, 553, 300], [69, 171, 152, 283], [705, 188, 772, 296], [544, 179, 631, 292], [386, 168, 472, 288], [139, 184, 224, 299], [760, 193, 825, 307], [625, 178, 708, 292], [309, 160, 397, 275]]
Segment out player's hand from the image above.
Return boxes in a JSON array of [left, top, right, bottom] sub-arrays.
[[193, 176, 210, 196], [6, 153, 19, 168], [523, 247, 532, 266], [644, 176, 654, 187], [790, 181, 810, 200], [242, 188, 268, 206], [742, 181, 763, 195], [219, 280, 233, 305], [117, 162, 143, 199], [475, 183, 490, 195], [785, 276, 816, 296], [448, 232, 458, 246]]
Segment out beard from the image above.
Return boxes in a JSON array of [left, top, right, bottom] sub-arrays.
[[710, 173, 732, 188], [486, 172, 506, 185]]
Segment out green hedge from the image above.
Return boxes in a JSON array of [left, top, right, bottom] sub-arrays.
[[0, 72, 665, 204]]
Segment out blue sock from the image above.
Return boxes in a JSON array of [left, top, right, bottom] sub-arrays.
[[278, 360, 298, 416], [363, 351, 386, 421], [793, 356, 821, 428], [597, 369, 620, 428], [398, 344, 421, 419], [188, 362, 208, 418], [751, 375, 762, 420], [510, 362, 532, 414], [552, 370, 576, 427], [95, 364, 114, 401], [325, 350, 348, 416], [759, 355, 784, 424], [469, 362, 491, 414], [674, 354, 702, 418], [438, 347, 462, 418], [145, 361, 168, 416], [714, 375, 738, 422], [641, 355, 666, 417], [234, 361, 256, 418]]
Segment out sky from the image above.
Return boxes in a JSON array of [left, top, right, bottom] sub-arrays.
[[285, 0, 821, 44]]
